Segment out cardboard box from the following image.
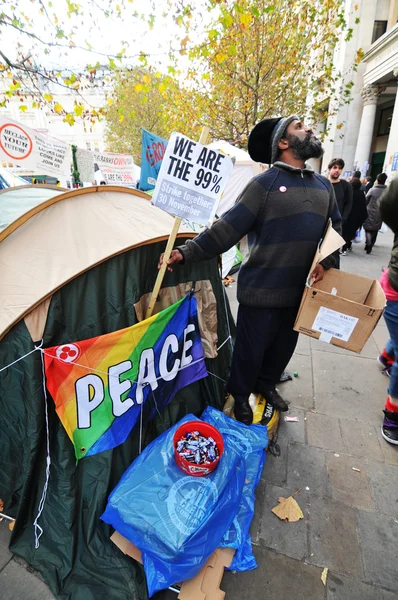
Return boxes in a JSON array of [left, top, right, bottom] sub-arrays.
[[110, 531, 235, 600], [294, 222, 386, 353]]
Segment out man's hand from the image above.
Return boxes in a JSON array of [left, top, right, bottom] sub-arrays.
[[158, 249, 183, 271], [311, 264, 325, 283]]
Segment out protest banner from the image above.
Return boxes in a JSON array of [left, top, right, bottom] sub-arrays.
[[44, 295, 207, 460], [75, 148, 95, 182], [152, 132, 234, 226], [139, 129, 168, 191], [93, 150, 135, 184], [0, 116, 71, 178]]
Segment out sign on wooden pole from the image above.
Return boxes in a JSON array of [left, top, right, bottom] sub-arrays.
[[145, 126, 234, 318]]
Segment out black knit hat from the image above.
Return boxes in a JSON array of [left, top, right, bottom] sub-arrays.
[[248, 115, 298, 164]]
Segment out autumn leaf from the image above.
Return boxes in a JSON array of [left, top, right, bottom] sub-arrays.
[[43, 93, 53, 102], [19, 105, 28, 112], [142, 74, 151, 84], [272, 496, 304, 522], [134, 83, 143, 92], [64, 113, 75, 125], [54, 103, 63, 114], [0, 498, 3, 512], [119, 115, 124, 123], [73, 104, 84, 117], [8, 519, 15, 531], [240, 13, 252, 27]]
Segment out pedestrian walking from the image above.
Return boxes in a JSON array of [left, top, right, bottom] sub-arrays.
[[158, 116, 342, 424], [378, 178, 398, 444], [363, 173, 388, 253], [364, 175, 372, 194], [327, 158, 352, 256], [342, 175, 367, 252]]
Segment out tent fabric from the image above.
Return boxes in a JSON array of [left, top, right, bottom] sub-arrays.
[[0, 186, 235, 600], [0, 187, 194, 341], [0, 184, 66, 232]]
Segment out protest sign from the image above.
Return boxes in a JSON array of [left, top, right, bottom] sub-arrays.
[[151, 132, 234, 226], [93, 150, 135, 184], [44, 295, 207, 460], [140, 129, 167, 191], [0, 116, 71, 178], [76, 148, 95, 182]]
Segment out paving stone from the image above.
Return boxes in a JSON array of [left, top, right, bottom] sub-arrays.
[[357, 511, 398, 589], [0, 520, 12, 571], [339, 420, 384, 462], [223, 546, 325, 600], [287, 442, 328, 498], [295, 334, 311, 356], [380, 590, 398, 600], [326, 572, 382, 600], [367, 461, 398, 516], [327, 454, 375, 511], [311, 333, 379, 360], [257, 482, 308, 561], [308, 497, 362, 577], [372, 324, 390, 355], [0, 559, 55, 600], [283, 355, 315, 411], [249, 479, 265, 545], [277, 408, 306, 445], [261, 437, 288, 488], [312, 351, 385, 425], [306, 413, 344, 453], [380, 437, 398, 466]]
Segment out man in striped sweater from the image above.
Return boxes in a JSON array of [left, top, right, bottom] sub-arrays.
[[159, 116, 342, 424]]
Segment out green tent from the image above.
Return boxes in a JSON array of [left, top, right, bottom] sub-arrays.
[[0, 185, 234, 599]]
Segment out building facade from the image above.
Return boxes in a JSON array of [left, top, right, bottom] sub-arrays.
[[322, 0, 398, 181]]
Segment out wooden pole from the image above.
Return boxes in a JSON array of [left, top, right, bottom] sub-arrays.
[[145, 126, 210, 319]]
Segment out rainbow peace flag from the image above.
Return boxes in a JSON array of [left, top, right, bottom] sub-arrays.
[[44, 295, 207, 460]]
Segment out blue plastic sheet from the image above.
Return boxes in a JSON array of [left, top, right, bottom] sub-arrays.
[[101, 414, 245, 597], [201, 406, 268, 571]]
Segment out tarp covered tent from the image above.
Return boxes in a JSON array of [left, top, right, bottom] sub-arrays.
[[0, 186, 234, 600], [0, 184, 67, 232], [207, 141, 264, 216]]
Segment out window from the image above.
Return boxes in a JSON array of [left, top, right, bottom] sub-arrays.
[[372, 21, 387, 44], [378, 106, 394, 136], [86, 141, 91, 150]]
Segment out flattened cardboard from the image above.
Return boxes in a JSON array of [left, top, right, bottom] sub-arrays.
[[295, 222, 386, 353], [110, 531, 235, 600]]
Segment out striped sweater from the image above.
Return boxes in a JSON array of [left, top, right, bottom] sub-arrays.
[[177, 162, 342, 308]]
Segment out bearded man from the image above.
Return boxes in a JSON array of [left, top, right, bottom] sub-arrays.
[[158, 116, 342, 424]]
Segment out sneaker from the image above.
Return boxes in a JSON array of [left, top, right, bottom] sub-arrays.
[[381, 409, 398, 445], [340, 250, 347, 256], [261, 388, 290, 412], [382, 366, 392, 378], [378, 354, 391, 369]]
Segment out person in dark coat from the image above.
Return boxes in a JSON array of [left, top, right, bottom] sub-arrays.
[[342, 177, 367, 251], [363, 172, 388, 253], [365, 176, 372, 194]]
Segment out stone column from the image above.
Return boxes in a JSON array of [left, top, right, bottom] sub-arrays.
[[353, 85, 385, 175], [383, 73, 398, 178]]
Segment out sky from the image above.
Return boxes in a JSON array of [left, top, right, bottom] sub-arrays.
[[1, 0, 210, 74]]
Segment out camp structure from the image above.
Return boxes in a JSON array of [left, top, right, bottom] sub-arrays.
[[0, 183, 67, 231], [0, 185, 234, 600]]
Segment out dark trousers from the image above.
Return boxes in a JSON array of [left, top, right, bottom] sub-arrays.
[[365, 230, 378, 251], [226, 305, 299, 397]]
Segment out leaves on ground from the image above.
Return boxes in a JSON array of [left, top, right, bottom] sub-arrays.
[[272, 496, 304, 522], [321, 567, 328, 585]]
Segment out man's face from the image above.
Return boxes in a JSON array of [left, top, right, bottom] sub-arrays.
[[329, 164, 342, 181], [282, 120, 324, 161]]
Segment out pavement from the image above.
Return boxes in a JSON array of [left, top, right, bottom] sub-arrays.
[[1, 229, 398, 599]]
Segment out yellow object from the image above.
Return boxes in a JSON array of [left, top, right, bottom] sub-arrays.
[[271, 496, 304, 522], [222, 393, 280, 442]]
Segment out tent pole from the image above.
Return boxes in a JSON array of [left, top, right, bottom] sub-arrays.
[[145, 126, 210, 319]]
